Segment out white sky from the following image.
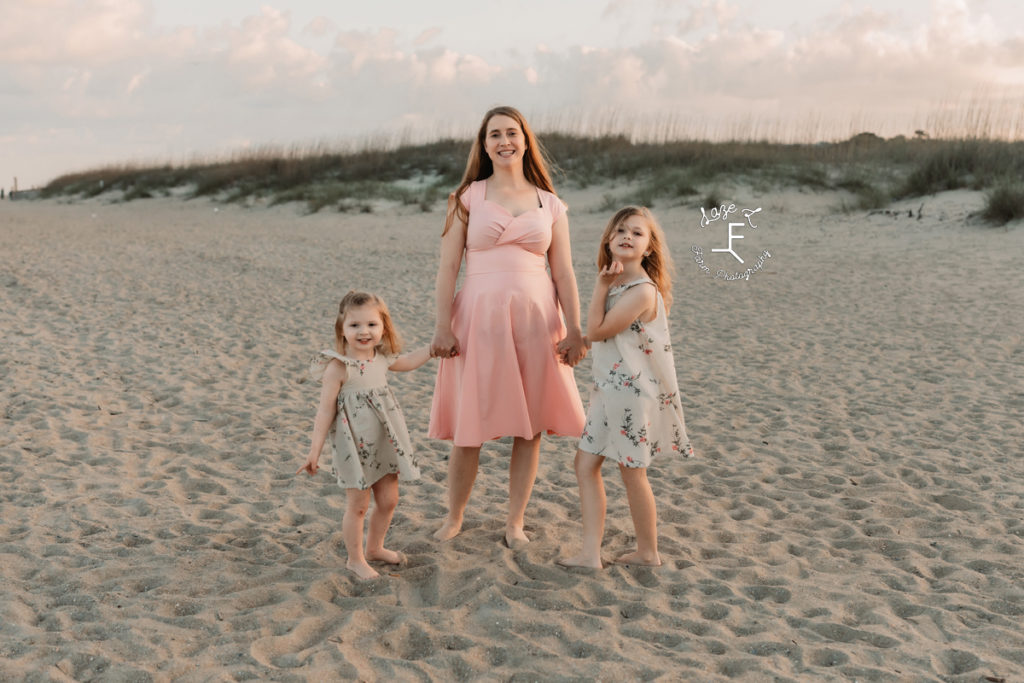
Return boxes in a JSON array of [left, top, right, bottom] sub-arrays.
[[2, 0, 1023, 188]]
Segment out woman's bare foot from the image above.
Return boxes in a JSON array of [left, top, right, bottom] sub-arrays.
[[556, 554, 603, 570], [346, 560, 381, 580], [366, 548, 408, 566], [614, 550, 662, 566], [434, 516, 463, 541]]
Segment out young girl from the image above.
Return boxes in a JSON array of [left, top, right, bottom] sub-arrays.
[[559, 207, 694, 570], [297, 291, 431, 580]]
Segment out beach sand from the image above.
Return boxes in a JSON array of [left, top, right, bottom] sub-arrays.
[[1, 188, 1022, 681]]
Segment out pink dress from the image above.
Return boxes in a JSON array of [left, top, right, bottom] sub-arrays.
[[429, 179, 586, 447]]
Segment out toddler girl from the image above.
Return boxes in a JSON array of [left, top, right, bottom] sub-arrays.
[[297, 291, 431, 579]]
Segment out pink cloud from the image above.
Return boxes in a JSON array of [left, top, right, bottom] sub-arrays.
[[0, 0, 192, 65], [218, 7, 326, 88]]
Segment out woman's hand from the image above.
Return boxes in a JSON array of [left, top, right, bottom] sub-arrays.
[[556, 330, 588, 367], [430, 328, 460, 358]]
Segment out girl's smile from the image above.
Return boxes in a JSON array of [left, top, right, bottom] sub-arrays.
[[607, 216, 651, 260], [342, 303, 385, 359]]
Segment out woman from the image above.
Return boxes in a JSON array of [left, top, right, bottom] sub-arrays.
[[429, 106, 587, 547]]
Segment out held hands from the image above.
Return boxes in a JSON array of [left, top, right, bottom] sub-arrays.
[[557, 330, 588, 367], [430, 328, 460, 359]]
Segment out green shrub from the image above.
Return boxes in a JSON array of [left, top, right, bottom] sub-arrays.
[[835, 172, 890, 210], [598, 192, 619, 212], [34, 134, 1024, 211], [897, 143, 980, 197], [644, 168, 698, 200], [895, 140, 1024, 198], [699, 189, 723, 211], [852, 184, 890, 210], [982, 184, 1024, 225], [122, 187, 154, 201]]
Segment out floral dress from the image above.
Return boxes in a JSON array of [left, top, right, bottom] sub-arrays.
[[310, 350, 421, 490], [579, 277, 694, 467]]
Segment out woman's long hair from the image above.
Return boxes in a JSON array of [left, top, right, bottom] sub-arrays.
[[597, 207, 675, 311], [442, 106, 556, 236]]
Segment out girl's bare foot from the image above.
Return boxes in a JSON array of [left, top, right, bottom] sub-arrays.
[[614, 550, 662, 567], [556, 554, 603, 569], [433, 516, 462, 541], [366, 548, 408, 566], [346, 560, 381, 580], [504, 525, 529, 551]]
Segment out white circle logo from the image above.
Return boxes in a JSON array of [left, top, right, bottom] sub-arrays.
[[690, 203, 772, 281]]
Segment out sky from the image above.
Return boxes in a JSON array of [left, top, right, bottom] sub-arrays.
[[2, 0, 1023, 189]]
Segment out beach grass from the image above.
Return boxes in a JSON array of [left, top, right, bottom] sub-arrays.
[[982, 183, 1024, 225], [40, 130, 1024, 220]]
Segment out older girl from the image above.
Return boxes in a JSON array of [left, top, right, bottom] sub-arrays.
[[559, 207, 694, 569]]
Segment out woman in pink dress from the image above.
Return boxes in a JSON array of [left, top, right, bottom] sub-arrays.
[[429, 106, 587, 547]]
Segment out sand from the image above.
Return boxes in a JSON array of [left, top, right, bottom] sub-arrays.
[[1, 187, 1022, 681]]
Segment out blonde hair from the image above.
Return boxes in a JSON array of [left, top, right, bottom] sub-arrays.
[[598, 206, 674, 310], [334, 291, 402, 355], [442, 105, 556, 236]]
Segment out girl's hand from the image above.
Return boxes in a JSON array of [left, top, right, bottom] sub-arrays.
[[296, 454, 320, 476], [557, 330, 588, 367], [597, 261, 624, 286], [430, 328, 460, 358]]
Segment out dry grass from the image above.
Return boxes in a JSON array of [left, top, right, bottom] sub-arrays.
[[40, 104, 1024, 215], [982, 184, 1024, 225], [42, 141, 466, 213]]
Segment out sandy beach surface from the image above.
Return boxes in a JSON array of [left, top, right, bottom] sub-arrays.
[[1, 186, 1022, 682]]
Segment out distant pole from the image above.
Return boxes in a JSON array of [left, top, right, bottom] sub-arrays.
[[12, 177, 17, 192]]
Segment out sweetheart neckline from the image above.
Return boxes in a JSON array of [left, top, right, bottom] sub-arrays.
[[482, 198, 543, 219], [481, 178, 544, 218]]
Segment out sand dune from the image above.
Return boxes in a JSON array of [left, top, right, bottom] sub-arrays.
[[1, 188, 1022, 681]]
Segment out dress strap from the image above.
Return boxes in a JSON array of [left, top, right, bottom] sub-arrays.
[[609, 276, 655, 295], [480, 177, 543, 210], [309, 349, 367, 381], [472, 179, 486, 207]]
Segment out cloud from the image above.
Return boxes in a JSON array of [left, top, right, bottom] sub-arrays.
[[334, 28, 403, 71], [527, 1, 1023, 137], [0, 0, 192, 65], [5, 0, 1024, 188], [414, 27, 443, 46], [9, 0, 1018, 131], [217, 7, 327, 89], [125, 69, 149, 95], [303, 16, 337, 38], [601, 0, 635, 19]]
